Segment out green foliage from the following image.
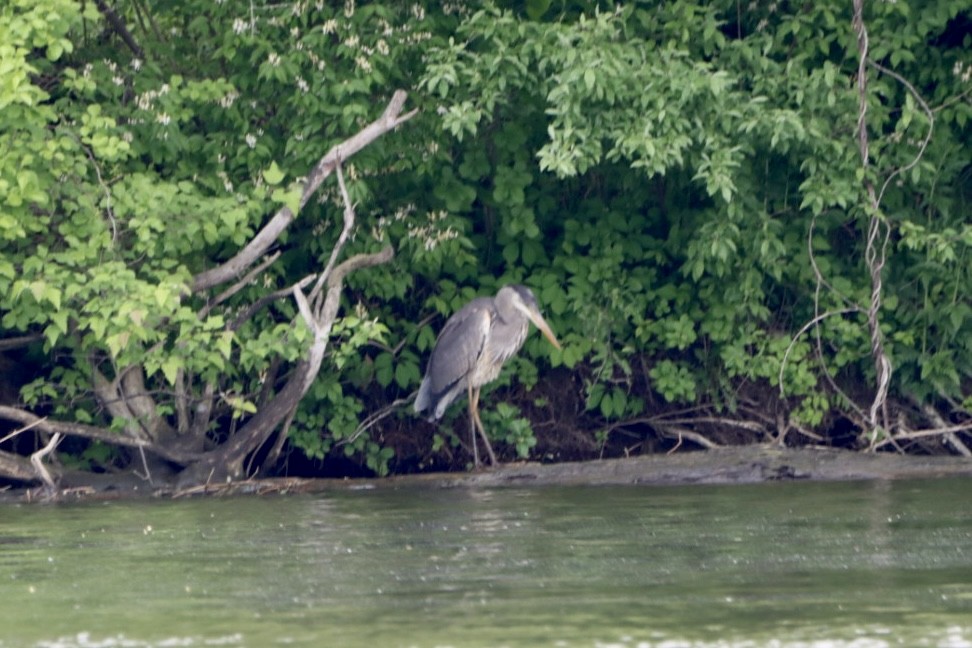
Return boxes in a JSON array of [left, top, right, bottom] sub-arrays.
[[417, 0, 972, 448], [0, 0, 453, 474], [2, 0, 970, 478], [481, 402, 537, 459], [649, 361, 698, 405]]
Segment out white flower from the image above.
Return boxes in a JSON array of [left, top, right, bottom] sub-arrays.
[[268, 52, 281, 67], [156, 112, 171, 126], [136, 91, 155, 110], [245, 133, 257, 148], [322, 19, 338, 34], [218, 171, 233, 193], [233, 18, 248, 35], [296, 76, 309, 93], [131, 58, 142, 71], [219, 90, 239, 108]]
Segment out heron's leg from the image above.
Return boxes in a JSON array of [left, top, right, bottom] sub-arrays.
[[470, 386, 498, 466], [467, 382, 480, 468]]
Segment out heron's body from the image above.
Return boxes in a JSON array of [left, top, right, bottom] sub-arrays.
[[415, 285, 560, 466]]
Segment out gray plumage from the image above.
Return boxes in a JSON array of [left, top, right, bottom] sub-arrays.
[[414, 284, 561, 466]]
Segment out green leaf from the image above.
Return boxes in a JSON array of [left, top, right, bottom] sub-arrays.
[[394, 360, 420, 389], [264, 162, 285, 186], [375, 353, 394, 388], [161, 356, 182, 386], [216, 331, 234, 359], [44, 324, 60, 347], [272, 186, 302, 216]]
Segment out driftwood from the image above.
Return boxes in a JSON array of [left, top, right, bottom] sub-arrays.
[[6, 446, 971, 503]]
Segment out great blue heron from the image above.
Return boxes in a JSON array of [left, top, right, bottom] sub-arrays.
[[414, 284, 561, 467]]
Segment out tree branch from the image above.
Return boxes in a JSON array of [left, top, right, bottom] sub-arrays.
[[229, 274, 315, 331], [30, 432, 63, 490], [93, 0, 145, 60], [198, 250, 281, 320], [191, 90, 416, 293], [309, 159, 355, 310], [0, 405, 197, 465], [91, 363, 153, 442], [0, 333, 44, 352]]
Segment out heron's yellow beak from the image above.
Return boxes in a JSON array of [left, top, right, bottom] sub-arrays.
[[527, 307, 562, 351]]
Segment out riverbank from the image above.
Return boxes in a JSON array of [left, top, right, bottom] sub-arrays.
[[4, 445, 970, 503]]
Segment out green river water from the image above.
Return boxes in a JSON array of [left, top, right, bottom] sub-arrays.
[[1, 477, 970, 647]]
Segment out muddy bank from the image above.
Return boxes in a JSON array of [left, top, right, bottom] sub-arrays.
[[357, 445, 972, 493], [4, 445, 970, 502]]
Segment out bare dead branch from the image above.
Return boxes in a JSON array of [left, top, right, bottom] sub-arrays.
[[229, 274, 315, 331], [873, 422, 972, 448], [789, 423, 825, 442], [0, 415, 47, 445], [0, 405, 197, 464], [916, 404, 972, 457], [199, 251, 281, 320], [298, 245, 395, 397], [338, 395, 414, 448], [192, 90, 416, 293], [657, 416, 767, 435], [309, 159, 355, 310], [30, 432, 63, 490], [656, 425, 721, 449], [293, 283, 315, 333], [177, 243, 395, 486]]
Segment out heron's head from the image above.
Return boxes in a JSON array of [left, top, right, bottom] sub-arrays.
[[502, 285, 562, 351]]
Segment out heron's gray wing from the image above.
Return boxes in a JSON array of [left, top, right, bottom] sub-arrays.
[[415, 298, 492, 417]]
